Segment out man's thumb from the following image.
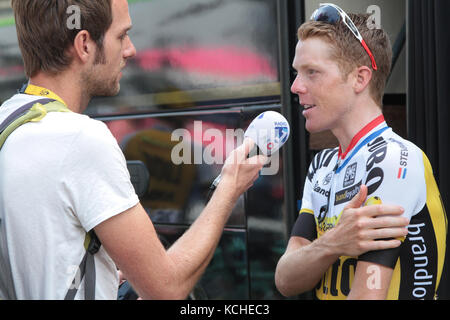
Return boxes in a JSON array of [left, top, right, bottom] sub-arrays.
[[345, 184, 368, 209]]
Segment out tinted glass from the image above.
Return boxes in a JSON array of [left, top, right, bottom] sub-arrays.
[[103, 108, 247, 227], [241, 108, 286, 300], [0, 0, 279, 114], [156, 225, 249, 299], [88, 0, 280, 115]]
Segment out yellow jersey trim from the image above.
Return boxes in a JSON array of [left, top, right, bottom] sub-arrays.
[[422, 152, 448, 294]]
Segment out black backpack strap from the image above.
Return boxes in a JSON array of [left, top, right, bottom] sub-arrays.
[[65, 231, 101, 300]]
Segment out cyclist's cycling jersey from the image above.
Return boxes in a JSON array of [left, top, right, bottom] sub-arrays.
[[291, 115, 447, 300]]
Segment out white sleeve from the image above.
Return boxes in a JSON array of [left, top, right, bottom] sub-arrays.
[[61, 119, 140, 232], [365, 140, 426, 220]]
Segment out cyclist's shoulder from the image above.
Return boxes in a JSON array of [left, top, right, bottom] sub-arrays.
[[366, 129, 425, 166], [310, 146, 339, 167], [307, 146, 339, 179]]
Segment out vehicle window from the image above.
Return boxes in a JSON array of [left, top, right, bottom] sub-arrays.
[[89, 0, 280, 116], [0, 0, 280, 114]]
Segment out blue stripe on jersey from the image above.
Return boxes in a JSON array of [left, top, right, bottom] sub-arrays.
[[336, 126, 390, 174]]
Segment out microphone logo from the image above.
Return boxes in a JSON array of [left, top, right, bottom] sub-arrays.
[[244, 111, 290, 157], [275, 126, 289, 144]]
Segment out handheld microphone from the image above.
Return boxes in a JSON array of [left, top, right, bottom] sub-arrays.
[[243, 110, 290, 156], [208, 111, 290, 198]]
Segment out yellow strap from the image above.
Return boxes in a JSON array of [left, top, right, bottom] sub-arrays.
[[24, 84, 67, 106], [0, 101, 70, 149], [37, 101, 71, 113], [84, 232, 91, 251]]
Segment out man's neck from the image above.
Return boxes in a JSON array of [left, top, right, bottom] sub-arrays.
[[29, 71, 90, 113], [331, 99, 383, 155]]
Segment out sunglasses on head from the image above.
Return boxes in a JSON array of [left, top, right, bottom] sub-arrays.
[[311, 3, 378, 71]]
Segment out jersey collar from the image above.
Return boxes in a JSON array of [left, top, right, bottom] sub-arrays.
[[20, 84, 67, 106], [338, 114, 386, 160]]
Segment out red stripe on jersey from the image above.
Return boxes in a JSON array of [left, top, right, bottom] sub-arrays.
[[339, 115, 385, 160]]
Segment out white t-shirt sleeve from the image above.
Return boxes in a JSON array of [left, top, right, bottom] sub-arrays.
[[61, 119, 139, 232]]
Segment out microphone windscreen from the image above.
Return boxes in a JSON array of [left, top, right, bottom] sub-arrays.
[[244, 111, 290, 156]]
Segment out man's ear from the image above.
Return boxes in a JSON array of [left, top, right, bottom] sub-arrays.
[[353, 66, 373, 94], [71, 30, 95, 63]]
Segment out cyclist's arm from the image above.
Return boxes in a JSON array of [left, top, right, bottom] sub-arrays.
[[276, 187, 407, 297], [275, 234, 340, 297], [350, 141, 426, 299], [275, 160, 334, 296], [347, 261, 394, 299]]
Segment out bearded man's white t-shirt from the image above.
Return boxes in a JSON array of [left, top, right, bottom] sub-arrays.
[[0, 94, 139, 299]]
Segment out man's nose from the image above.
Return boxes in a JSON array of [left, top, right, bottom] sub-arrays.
[[124, 37, 137, 59], [290, 75, 307, 95]]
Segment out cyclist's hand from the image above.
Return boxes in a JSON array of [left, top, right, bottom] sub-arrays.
[[326, 184, 409, 257]]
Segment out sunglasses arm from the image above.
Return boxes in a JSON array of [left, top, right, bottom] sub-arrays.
[[361, 39, 378, 71]]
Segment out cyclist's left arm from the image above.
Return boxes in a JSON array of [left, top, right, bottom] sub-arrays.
[[347, 261, 394, 299], [349, 139, 426, 299]]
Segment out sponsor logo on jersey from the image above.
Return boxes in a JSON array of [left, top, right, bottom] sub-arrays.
[[322, 172, 333, 185], [316, 255, 357, 299], [313, 181, 330, 197], [316, 209, 344, 236], [389, 138, 409, 179], [334, 181, 362, 205], [365, 136, 387, 195], [407, 222, 435, 299], [343, 162, 357, 187]]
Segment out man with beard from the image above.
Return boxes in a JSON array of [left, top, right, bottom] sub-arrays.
[[0, 0, 265, 299]]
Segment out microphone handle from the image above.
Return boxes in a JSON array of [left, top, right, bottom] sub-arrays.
[[206, 174, 222, 201]]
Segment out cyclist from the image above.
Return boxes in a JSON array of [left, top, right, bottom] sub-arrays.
[[275, 4, 447, 300]]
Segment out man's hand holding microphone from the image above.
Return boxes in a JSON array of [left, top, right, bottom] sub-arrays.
[[210, 111, 291, 199], [219, 138, 267, 201]]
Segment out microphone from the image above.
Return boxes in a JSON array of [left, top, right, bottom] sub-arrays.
[[208, 111, 290, 198], [244, 110, 290, 156]]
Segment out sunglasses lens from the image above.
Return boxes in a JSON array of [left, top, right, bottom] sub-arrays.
[[310, 4, 378, 70], [311, 6, 340, 24]]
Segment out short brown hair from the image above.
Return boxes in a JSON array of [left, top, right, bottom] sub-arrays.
[[298, 13, 392, 106], [11, 0, 113, 78]]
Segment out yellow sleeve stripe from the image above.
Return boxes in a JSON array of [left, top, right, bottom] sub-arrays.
[[299, 208, 314, 215]]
